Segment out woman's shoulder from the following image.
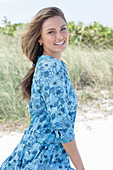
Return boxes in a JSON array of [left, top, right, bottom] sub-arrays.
[[36, 55, 64, 72]]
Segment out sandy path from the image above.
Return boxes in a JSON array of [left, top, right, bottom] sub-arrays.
[[72, 115, 113, 170], [0, 114, 113, 170]]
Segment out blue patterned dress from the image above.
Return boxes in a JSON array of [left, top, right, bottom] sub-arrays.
[[0, 55, 78, 170]]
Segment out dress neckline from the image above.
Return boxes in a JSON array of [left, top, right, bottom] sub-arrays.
[[38, 55, 63, 64]]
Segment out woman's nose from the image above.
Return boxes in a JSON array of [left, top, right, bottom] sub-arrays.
[[56, 31, 63, 40]]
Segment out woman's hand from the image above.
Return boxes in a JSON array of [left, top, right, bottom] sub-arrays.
[[76, 168, 85, 170]]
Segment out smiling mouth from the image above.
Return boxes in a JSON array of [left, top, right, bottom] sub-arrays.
[[54, 41, 65, 45]]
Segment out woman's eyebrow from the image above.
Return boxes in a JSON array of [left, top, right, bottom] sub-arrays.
[[46, 24, 67, 31]]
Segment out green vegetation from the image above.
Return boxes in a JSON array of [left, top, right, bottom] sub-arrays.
[[63, 46, 113, 89], [67, 21, 113, 48], [0, 17, 23, 36], [0, 32, 30, 122], [1, 17, 113, 48], [0, 18, 113, 123]]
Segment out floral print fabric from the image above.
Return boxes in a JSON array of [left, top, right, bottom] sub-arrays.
[[0, 55, 78, 170]]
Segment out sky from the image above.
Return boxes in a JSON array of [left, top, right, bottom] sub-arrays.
[[0, 0, 113, 28]]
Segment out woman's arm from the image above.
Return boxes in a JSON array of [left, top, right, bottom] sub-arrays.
[[61, 138, 85, 170]]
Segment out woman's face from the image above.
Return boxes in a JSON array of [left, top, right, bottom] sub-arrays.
[[39, 16, 69, 57]]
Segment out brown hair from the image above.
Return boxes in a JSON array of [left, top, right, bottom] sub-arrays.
[[19, 7, 67, 100]]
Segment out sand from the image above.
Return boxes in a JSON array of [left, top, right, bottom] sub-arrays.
[[0, 114, 113, 170]]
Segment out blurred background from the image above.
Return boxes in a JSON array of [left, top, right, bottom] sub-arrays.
[[0, 0, 113, 27], [0, 0, 113, 169]]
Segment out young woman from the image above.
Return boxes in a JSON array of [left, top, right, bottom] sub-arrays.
[[0, 7, 85, 170]]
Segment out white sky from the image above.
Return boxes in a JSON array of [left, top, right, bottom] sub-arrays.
[[0, 0, 113, 28]]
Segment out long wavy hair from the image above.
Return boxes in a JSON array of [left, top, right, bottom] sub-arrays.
[[19, 7, 67, 100]]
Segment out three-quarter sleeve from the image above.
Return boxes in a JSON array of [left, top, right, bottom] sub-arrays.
[[39, 61, 75, 143]]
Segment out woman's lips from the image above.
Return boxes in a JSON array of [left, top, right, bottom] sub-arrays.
[[54, 41, 65, 46]]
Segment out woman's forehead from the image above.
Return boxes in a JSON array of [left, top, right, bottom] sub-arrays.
[[42, 16, 66, 31]]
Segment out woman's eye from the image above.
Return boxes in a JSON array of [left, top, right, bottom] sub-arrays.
[[48, 31, 54, 34], [61, 27, 67, 31]]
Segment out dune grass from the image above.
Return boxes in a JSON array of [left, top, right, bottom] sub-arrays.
[[0, 33, 30, 122], [63, 45, 113, 89], [0, 31, 113, 122]]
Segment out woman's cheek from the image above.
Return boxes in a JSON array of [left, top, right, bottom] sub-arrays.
[[65, 31, 69, 39], [46, 36, 55, 44]]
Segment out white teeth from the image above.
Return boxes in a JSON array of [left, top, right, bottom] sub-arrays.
[[55, 41, 64, 45]]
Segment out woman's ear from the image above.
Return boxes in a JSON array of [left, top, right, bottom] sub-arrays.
[[38, 39, 43, 46]]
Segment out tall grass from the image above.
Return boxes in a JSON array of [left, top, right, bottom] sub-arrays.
[[0, 32, 30, 122], [0, 30, 113, 122], [63, 46, 113, 89]]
